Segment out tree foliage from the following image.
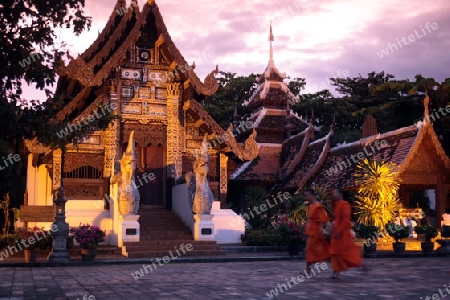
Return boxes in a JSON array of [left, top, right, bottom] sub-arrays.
[[202, 71, 258, 129], [354, 159, 402, 228], [0, 1, 92, 214]]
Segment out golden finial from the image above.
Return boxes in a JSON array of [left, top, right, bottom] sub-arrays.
[[269, 19, 274, 63], [424, 91, 430, 124]]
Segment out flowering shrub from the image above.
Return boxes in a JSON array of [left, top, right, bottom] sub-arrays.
[[243, 229, 284, 246], [70, 224, 105, 249], [15, 227, 49, 250], [274, 217, 306, 245]]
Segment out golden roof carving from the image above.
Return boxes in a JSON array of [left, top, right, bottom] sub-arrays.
[[188, 99, 259, 160]]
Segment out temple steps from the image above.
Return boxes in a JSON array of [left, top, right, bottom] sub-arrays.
[[123, 249, 224, 258], [122, 208, 224, 258]]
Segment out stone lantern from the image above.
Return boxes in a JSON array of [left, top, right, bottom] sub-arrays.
[[48, 187, 70, 263]]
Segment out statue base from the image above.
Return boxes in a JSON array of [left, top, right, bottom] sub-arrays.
[[193, 214, 215, 241], [48, 250, 70, 263], [118, 214, 140, 248]]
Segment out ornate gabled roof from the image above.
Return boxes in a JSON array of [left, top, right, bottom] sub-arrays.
[[398, 122, 450, 173], [279, 125, 314, 180], [230, 144, 282, 181], [55, 1, 219, 99], [80, 0, 137, 63], [284, 129, 333, 191], [185, 100, 259, 161], [309, 125, 418, 189]]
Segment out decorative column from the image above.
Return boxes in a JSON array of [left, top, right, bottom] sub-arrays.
[[52, 148, 62, 190], [166, 82, 183, 178], [48, 187, 70, 263], [104, 91, 120, 178], [219, 153, 228, 209]]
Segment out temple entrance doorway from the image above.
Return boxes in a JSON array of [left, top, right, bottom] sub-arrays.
[[138, 143, 165, 207]]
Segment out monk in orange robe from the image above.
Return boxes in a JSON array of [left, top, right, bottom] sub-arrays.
[[305, 189, 330, 274], [329, 189, 362, 279]]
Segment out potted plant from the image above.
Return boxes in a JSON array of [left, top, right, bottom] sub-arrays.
[[354, 223, 379, 254], [275, 217, 306, 256], [15, 227, 47, 263], [414, 225, 438, 254], [385, 223, 410, 254], [70, 224, 105, 261]]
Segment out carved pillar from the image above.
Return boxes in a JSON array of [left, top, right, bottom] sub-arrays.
[[219, 153, 228, 208], [166, 82, 183, 178], [53, 148, 62, 190], [104, 92, 120, 178]]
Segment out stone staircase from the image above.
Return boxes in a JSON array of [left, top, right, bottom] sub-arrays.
[[122, 207, 224, 258]]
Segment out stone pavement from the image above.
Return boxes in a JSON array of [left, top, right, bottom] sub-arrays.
[[1, 256, 450, 300]]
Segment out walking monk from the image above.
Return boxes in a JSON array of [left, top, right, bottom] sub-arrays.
[[329, 189, 363, 279], [305, 189, 330, 274]]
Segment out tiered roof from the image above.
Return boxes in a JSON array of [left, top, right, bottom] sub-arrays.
[[232, 95, 450, 194], [243, 23, 299, 110], [27, 0, 260, 162], [55, 0, 221, 122]]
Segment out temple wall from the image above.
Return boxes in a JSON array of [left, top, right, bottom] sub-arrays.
[[26, 154, 52, 206]]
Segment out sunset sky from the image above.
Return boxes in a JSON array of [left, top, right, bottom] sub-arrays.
[[22, 0, 450, 100]]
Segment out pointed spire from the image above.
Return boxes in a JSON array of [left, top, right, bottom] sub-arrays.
[[269, 19, 274, 65], [423, 92, 431, 124]]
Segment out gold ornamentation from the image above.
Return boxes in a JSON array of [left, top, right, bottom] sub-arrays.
[[104, 121, 120, 178], [219, 153, 228, 194], [123, 123, 166, 147], [63, 180, 104, 200], [166, 82, 183, 178], [64, 152, 104, 173], [53, 149, 62, 190]]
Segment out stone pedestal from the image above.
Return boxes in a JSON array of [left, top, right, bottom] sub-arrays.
[[118, 214, 140, 248], [193, 214, 215, 241], [211, 201, 245, 244]]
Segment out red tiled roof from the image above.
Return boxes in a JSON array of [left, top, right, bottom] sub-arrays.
[[311, 126, 419, 189], [232, 145, 281, 181], [285, 134, 331, 189]]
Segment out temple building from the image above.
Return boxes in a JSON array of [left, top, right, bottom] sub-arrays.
[[21, 0, 450, 255], [227, 27, 450, 224], [23, 0, 254, 254]]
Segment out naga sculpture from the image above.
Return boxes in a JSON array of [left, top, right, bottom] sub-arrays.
[[111, 131, 140, 215], [190, 135, 213, 215]]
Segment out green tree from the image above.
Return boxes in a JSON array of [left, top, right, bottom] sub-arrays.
[[203, 72, 258, 129], [0, 0, 92, 227]]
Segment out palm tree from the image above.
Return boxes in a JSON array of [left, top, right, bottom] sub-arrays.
[[354, 159, 402, 228]]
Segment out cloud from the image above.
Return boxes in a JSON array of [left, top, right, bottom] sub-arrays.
[[19, 0, 450, 101]]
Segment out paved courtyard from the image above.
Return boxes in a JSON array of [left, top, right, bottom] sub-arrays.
[[0, 257, 449, 300]]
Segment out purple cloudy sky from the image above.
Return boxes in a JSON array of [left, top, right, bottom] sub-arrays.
[[22, 0, 450, 100]]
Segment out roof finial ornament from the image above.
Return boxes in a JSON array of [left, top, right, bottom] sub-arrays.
[[424, 91, 431, 124], [269, 18, 274, 65]]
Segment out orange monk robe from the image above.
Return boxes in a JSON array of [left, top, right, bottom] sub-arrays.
[[329, 199, 362, 272], [305, 202, 330, 263]]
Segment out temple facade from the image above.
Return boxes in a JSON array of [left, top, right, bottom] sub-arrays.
[[23, 0, 253, 247], [22, 1, 450, 251]]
